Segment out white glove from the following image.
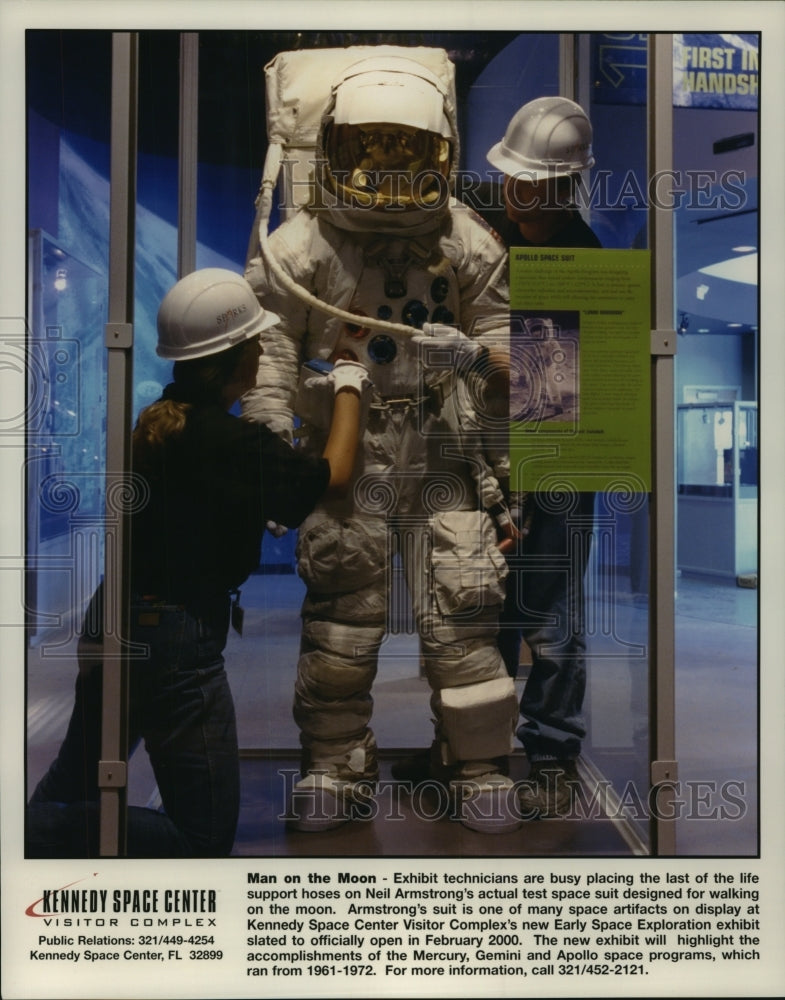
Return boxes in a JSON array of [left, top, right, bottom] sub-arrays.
[[411, 323, 484, 370], [266, 520, 289, 539], [294, 359, 373, 430], [330, 358, 373, 396]]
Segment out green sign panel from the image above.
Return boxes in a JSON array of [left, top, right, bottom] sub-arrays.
[[509, 248, 651, 494]]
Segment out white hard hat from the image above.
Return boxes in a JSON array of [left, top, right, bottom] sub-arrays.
[[487, 96, 595, 180], [156, 268, 278, 361]]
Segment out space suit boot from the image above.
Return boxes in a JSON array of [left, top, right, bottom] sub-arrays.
[[438, 676, 521, 833], [450, 771, 521, 834], [390, 741, 456, 785], [287, 772, 375, 833]]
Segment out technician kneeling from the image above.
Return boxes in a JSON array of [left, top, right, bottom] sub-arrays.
[[27, 269, 368, 858]]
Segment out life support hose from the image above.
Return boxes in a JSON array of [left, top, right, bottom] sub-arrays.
[[246, 142, 515, 549]]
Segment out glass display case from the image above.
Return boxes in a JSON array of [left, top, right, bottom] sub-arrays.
[[26, 229, 108, 640], [677, 402, 758, 577]]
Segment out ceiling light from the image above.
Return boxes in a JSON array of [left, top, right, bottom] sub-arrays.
[[699, 252, 757, 285], [732, 245, 756, 253]]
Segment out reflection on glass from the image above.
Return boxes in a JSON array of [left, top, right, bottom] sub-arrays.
[[678, 402, 758, 499], [677, 402, 758, 579], [27, 230, 107, 639], [583, 492, 650, 851]]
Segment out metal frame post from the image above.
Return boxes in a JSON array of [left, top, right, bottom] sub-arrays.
[[559, 33, 594, 228], [558, 31, 592, 108], [178, 32, 199, 278], [558, 33, 576, 98], [647, 33, 679, 856], [99, 32, 138, 857]]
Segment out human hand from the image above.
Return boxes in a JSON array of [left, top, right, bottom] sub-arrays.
[[295, 359, 373, 428], [493, 506, 519, 555], [497, 521, 519, 555], [266, 520, 289, 539], [508, 491, 535, 540]]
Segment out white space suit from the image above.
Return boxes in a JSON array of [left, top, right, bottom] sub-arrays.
[[243, 51, 519, 832]]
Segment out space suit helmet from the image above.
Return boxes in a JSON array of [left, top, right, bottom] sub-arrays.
[[156, 268, 279, 361], [487, 96, 594, 180], [321, 56, 454, 212]]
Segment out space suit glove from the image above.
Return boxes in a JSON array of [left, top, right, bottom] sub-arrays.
[[412, 323, 485, 371]]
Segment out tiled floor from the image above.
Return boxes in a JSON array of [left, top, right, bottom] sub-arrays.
[[670, 574, 758, 856], [26, 571, 758, 857]]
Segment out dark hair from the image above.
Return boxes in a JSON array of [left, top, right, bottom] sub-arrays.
[[170, 340, 249, 403]]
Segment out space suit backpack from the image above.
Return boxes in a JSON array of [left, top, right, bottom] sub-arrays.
[[253, 45, 458, 224], [244, 45, 462, 342]]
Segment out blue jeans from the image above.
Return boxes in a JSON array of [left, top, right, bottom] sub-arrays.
[[27, 589, 239, 857], [498, 494, 593, 761]]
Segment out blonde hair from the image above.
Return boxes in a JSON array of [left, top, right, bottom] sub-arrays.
[[133, 341, 248, 470], [132, 399, 189, 476]]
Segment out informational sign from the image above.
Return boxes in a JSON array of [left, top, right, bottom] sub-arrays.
[[673, 33, 759, 110], [592, 32, 649, 103], [509, 248, 651, 494], [593, 32, 759, 110]]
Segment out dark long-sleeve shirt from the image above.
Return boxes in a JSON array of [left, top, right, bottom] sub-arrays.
[[131, 393, 329, 602]]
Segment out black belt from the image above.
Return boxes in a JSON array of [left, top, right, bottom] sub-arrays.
[[131, 592, 234, 633]]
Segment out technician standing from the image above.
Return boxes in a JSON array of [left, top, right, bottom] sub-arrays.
[[485, 97, 602, 818]]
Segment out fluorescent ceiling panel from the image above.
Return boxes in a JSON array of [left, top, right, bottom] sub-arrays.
[[699, 252, 758, 285]]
